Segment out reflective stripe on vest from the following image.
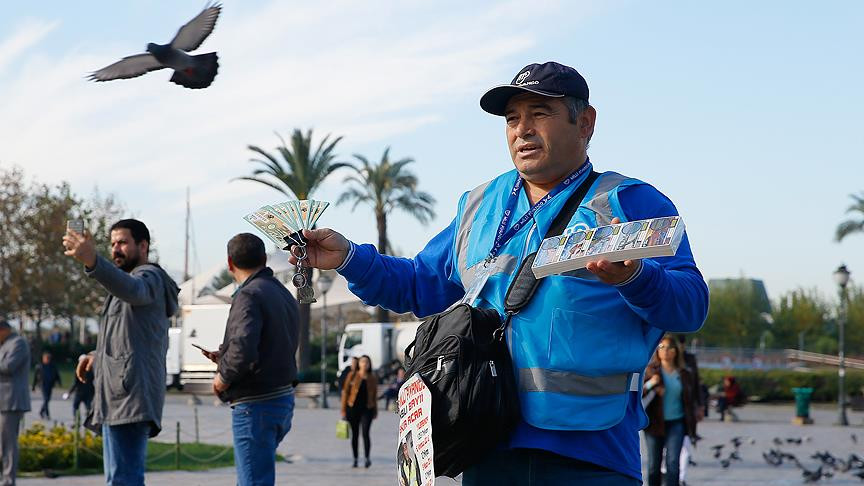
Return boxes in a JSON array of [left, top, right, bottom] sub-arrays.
[[455, 180, 491, 280], [519, 369, 640, 395], [585, 172, 629, 226]]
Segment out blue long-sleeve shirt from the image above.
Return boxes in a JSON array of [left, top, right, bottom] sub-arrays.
[[337, 178, 708, 480]]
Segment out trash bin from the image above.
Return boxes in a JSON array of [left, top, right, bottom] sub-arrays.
[[791, 387, 814, 425]]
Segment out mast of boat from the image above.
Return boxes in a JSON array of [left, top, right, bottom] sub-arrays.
[[183, 186, 191, 283]]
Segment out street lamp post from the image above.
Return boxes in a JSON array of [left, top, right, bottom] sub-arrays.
[[833, 264, 850, 426], [317, 272, 334, 409]]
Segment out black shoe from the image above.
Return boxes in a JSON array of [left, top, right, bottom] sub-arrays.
[[365, 458, 371, 468], [352, 459, 358, 468]]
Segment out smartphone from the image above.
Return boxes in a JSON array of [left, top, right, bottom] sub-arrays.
[[191, 343, 213, 353], [67, 219, 84, 234]]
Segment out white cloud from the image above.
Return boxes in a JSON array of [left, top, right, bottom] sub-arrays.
[[0, 0, 574, 272], [0, 19, 59, 75]]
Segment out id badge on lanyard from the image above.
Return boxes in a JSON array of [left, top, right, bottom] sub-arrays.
[[459, 258, 504, 305], [458, 161, 591, 306]]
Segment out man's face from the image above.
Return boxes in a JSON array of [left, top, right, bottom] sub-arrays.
[[42, 354, 51, 364], [110, 229, 145, 272], [504, 93, 594, 185]]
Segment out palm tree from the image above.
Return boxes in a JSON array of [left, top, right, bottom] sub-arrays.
[[836, 192, 864, 242], [235, 128, 348, 372], [338, 147, 436, 322]]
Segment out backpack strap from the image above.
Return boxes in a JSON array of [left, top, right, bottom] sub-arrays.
[[494, 171, 599, 339]]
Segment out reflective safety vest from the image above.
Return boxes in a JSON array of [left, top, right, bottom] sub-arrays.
[[453, 169, 653, 431]]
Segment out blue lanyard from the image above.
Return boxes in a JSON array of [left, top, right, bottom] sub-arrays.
[[488, 160, 592, 260]]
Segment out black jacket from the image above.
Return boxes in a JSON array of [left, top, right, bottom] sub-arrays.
[[217, 267, 299, 403]]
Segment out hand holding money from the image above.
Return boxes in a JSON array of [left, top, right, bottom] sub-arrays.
[[288, 228, 350, 269], [63, 228, 98, 269]]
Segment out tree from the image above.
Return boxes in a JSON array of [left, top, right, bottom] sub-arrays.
[[208, 268, 233, 292], [235, 129, 348, 371], [845, 285, 864, 358], [836, 192, 864, 242], [337, 147, 436, 322], [769, 288, 829, 350], [0, 165, 124, 349], [0, 166, 27, 322], [698, 278, 772, 348]]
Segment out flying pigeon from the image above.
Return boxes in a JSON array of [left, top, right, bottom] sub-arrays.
[[88, 3, 221, 89]]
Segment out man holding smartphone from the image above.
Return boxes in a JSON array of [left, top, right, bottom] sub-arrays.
[[201, 233, 299, 486], [63, 219, 179, 486]]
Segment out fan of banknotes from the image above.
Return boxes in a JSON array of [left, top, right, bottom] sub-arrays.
[[243, 200, 330, 249], [243, 200, 330, 304]]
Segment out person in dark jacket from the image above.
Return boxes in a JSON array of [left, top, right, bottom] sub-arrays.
[[32, 352, 61, 419], [201, 233, 299, 486], [717, 375, 744, 422], [0, 319, 31, 486], [675, 334, 703, 484], [65, 354, 95, 419], [642, 336, 700, 486]]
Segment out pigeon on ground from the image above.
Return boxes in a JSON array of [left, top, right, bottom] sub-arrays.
[[88, 3, 221, 89], [763, 449, 783, 467], [711, 444, 724, 459], [802, 466, 826, 483]]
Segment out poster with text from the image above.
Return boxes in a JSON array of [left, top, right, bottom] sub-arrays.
[[397, 374, 434, 486]]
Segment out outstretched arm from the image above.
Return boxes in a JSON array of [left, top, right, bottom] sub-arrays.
[[297, 217, 465, 319]]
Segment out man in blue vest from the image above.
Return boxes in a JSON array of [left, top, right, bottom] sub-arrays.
[[297, 62, 709, 485]]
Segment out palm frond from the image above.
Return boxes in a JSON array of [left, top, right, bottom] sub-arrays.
[[237, 129, 345, 201], [836, 220, 864, 242]]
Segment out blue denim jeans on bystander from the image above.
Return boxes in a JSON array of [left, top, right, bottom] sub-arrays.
[[231, 393, 295, 486], [102, 421, 150, 486]]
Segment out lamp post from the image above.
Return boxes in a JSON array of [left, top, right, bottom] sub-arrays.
[[833, 264, 850, 426], [317, 272, 334, 409]]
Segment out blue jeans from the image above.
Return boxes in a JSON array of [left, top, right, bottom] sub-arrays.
[[232, 394, 295, 486], [102, 422, 150, 486], [463, 449, 641, 486], [645, 419, 686, 486]]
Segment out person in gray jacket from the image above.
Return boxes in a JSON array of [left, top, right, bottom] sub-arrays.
[[63, 219, 179, 486], [201, 233, 298, 486], [0, 319, 30, 486]]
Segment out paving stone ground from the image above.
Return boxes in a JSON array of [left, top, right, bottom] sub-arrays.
[[17, 391, 864, 485]]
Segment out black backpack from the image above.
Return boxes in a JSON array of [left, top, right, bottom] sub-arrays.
[[403, 171, 599, 478], [403, 304, 519, 477]]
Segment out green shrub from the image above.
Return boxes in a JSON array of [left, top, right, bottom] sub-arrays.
[[700, 368, 864, 402]]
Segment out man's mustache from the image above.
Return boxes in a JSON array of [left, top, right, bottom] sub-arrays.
[[113, 252, 126, 260]]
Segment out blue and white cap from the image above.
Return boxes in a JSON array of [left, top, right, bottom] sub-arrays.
[[480, 61, 589, 116]]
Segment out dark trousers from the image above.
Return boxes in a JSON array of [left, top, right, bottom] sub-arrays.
[[72, 395, 93, 419], [39, 387, 53, 419], [347, 408, 374, 460], [463, 449, 641, 486], [645, 419, 686, 486]]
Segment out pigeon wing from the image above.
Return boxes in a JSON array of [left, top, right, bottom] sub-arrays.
[[170, 3, 221, 52], [88, 53, 165, 81]]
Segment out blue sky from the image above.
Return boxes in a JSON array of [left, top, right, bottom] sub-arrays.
[[2, 1, 862, 303]]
